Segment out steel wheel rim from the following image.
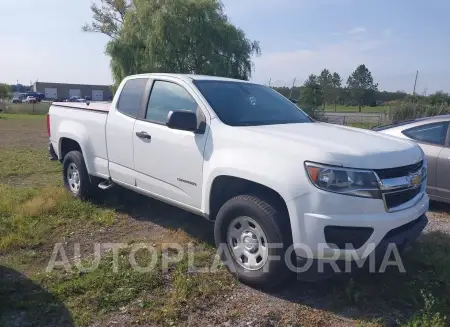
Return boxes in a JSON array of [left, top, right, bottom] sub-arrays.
[[227, 216, 269, 271], [67, 163, 81, 194]]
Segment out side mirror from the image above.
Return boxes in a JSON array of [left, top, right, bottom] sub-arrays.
[[290, 98, 298, 104], [166, 110, 199, 132]]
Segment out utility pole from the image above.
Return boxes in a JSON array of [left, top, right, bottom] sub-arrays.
[[268, 78, 271, 87], [413, 70, 418, 95], [288, 77, 296, 99]]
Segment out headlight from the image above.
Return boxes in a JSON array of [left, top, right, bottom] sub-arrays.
[[304, 162, 381, 198], [422, 157, 427, 180]]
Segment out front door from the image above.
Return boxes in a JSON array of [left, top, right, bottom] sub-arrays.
[[133, 79, 209, 209], [403, 121, 450, 196], [420, 143, 443, 196], [436, 147, 450, 201]]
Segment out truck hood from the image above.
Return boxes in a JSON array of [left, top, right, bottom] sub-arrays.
[[242, 122, 423, 169]]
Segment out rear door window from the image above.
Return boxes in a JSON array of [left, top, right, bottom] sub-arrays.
[[402, 122, 449, 146], [117, 78, 148, 118]]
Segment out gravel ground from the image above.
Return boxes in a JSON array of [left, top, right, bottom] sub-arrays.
[[426, 203, 450, 234]]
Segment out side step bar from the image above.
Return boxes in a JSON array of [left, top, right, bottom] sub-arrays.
[[98, 180, 114, 190]]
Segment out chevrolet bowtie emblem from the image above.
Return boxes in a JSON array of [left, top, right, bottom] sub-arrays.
[[410, 174, 421, 186]]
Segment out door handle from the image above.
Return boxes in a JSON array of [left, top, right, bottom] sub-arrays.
[[136, 131, 151, 140]]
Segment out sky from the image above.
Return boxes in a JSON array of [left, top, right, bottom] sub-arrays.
[[1, 0, 449, 93]]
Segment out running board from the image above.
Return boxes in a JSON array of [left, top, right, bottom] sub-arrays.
[[98, 180, 114, 190]]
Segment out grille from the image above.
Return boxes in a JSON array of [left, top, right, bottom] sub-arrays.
[[383, 187, 422, 210], [374, 160, 423, 179]]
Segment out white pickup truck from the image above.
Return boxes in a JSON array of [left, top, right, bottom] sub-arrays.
[[48, 73, 429, 286]]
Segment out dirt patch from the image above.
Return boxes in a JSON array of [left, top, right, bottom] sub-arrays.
[[0, 115, 48, 148]]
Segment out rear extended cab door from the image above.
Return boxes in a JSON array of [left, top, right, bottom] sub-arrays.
[[132, 76, 211, 210], [106, 77, 149, 186]]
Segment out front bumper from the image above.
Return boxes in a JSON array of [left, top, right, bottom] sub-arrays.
[[286, 190, 429, 260], [295, 214, 428, 280]]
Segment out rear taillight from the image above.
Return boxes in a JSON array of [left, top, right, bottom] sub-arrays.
[[46, 114, 51, 137]]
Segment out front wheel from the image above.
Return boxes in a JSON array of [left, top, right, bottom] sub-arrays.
[[62, 150, 95, 199], [214, 195, 292, 287]]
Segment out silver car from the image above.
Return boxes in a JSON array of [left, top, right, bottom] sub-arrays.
[[374, 115, 450, 203]]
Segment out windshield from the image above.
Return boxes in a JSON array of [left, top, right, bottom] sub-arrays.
[[194, 80, 312, 126]]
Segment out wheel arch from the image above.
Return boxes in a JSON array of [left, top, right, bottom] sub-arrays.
[[208, 175, 290, 224], [59, 138, 82, 161]]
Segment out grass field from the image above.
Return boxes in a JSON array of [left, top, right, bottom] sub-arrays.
[[323, 104, 390, 113], [0, 113, 449, 327], [0, 102, 52, 115]]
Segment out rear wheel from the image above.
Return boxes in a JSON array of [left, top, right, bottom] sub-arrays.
[[62, 150, 96, 199], [214, 195, 291, 287]]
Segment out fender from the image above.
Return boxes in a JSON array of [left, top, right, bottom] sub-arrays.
[[57, 120, 93, 174], [201, 147, 308, 215]]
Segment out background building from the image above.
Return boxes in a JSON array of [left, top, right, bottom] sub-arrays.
[[32, 82, 113, 101]]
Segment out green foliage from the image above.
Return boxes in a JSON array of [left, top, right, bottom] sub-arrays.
[[427, 91, 450, 106], [0, 83, 10, 100], [331, 72, 342, 111], [81, 0, 131, 39], [401, 291, 446, 327], [318, 69, 333, 107], [299, 74, 322, 106], [331, 231, 450, 325], [299, 74, 323, 118], [390, 100, 450, 122], [85, 0, 260, 85], [347, 64, 378, 111]]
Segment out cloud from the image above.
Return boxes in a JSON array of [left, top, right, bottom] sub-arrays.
[[358, 40, 384, 51], [251, 38, 388, 87], [348, 26, 366, 35]]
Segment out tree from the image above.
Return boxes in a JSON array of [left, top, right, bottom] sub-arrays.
[[428, 91, 450, 106], [331, 72, 342, 111], [299, 74, 322, 117], [82, 0, 131, 39], [0, 83, 10, 100], [317, 69, 333, 109], [84, 0, 261, 86], [347, 64, 378, 111]]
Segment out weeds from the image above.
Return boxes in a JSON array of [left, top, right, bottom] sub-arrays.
[[39, 251, 164, 326], [401, 291, 446, 327], [0, 185, 115, 252], [390, 100, 450, 122], [0, 148, 60, 180], [330, 231, 450, 325]]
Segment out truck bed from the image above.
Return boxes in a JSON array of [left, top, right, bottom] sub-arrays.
[[52, 101, 111, 113], [49, 102, 111, 179]]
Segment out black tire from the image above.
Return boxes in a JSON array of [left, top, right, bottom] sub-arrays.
[[62, 150, 95, 199], [214, 195, 292, 287]]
